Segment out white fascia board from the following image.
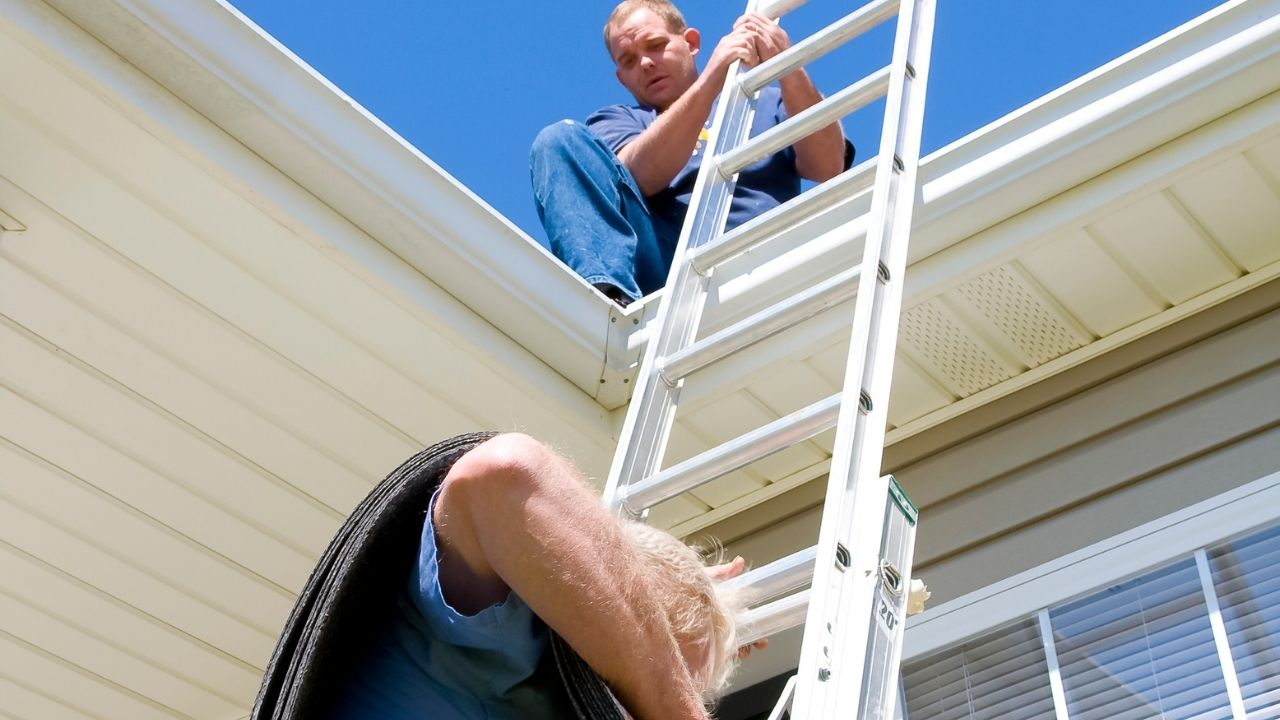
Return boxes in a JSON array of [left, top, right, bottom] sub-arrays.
[[910, 0, 1280, 262], [41, 0, 616, 398]]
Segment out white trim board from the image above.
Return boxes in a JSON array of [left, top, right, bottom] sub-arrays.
[[903, 466, 1280, 660]]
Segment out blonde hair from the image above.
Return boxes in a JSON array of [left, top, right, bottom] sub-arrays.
[[619, 520, 742, 699], [603, 0, 688, 51]]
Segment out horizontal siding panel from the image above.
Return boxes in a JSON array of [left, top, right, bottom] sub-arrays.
[[0, 442, 292, 631], [0, 320, 336, 568], [0, 542, 258, 705], [0, 633, 174, 720], [0, 494, 275, 668], [0, 108, 426, 477], [0, 254, 374, 515], [0, 379, 316, 594], [0, 591, 239, 717], [900, 308, 1280, 508], [0, 674, 93, 720], [916, 360, 1280, 565]]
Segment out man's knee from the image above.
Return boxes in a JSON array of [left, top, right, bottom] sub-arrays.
[[530, 119, 605, 166]]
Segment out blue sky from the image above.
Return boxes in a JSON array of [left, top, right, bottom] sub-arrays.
[[226, 0, 1223, 247]]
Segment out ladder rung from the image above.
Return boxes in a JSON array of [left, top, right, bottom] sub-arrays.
[[660, 266, 862, 383], [738, 589, 811, 646], [723, 546, 817, 607], [690, 156, 877, 273], [758, 0, 810, 19], [718, 65, 891, 180], [620, 393, 841, 511], [741, 0, 901, 94]]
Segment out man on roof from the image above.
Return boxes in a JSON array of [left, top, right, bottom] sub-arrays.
[[532, 0, 851, 306]]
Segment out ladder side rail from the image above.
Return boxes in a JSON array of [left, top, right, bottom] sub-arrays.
[[690, 156, 876, 273], [791, 0, 934, 716], [602, 66, 759, 510], [741, 0, 901, 94], [847, 16, 933, 707], [719, 66, 891, 178], [660, 265, 862, 383], [621, 392, 841, 510]]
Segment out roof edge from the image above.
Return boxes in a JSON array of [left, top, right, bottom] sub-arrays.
[[911, 0, 1280, 259], [43, 0, 618, 397]]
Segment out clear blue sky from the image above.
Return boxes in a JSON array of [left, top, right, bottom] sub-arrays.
[[225, 0, 1223, 248]]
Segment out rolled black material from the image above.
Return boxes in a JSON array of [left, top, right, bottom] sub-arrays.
[[252, 432, 624, 720]]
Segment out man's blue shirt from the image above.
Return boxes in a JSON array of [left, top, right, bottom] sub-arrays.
[[331, 493, 570, 718], [585, 86, 802, 244]]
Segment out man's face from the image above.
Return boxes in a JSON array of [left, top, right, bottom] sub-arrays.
[[608, 8, 700, 111]]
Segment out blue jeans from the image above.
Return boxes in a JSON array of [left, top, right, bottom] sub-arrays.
[[530, 120, 678, 301]]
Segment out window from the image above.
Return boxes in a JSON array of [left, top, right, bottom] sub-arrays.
[[904, 617, 1056, 720], [902, 521, 1280, 720], [1210, 524, 1280, 720]]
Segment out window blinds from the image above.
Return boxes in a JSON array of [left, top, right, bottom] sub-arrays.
[[903, 618, 1057, 720], [1049, 558, 1231, 720], [901, 520, 1280, 720], [1209, 524, 1280, 720]]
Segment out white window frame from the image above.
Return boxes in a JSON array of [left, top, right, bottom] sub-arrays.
[[903, 467, 1280, 662]]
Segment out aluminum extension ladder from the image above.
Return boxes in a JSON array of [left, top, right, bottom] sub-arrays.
[[601, 0, 935, 717]]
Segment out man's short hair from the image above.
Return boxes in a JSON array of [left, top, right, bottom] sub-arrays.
[[620, 520, 743, 700], [603, 0, 688, 52]]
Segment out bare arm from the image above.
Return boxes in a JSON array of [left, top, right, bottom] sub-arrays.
[[740, 13, 847, 182], [433, 434, 708, 720], [619, 28, 759, 197]]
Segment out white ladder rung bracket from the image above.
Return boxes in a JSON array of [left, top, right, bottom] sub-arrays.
[[620, 393, 841, 511], [724, 545, 818, 607], [690, 156, 877, 273], [659, 265, 862, 383], [741, 0, 902, 95], [719, 66, 891, 180], [738, 589, 811, 647]]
